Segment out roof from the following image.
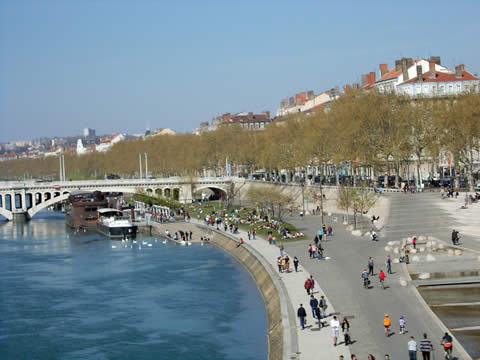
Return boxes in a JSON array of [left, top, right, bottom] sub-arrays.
[[97, 208, 123, 214], [400, 71, 480, 84]]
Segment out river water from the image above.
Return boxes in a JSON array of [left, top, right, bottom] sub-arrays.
[[0, 211, 267, 360]]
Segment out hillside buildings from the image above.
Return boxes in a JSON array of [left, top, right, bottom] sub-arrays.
[[196, 111, 272, 133], [276, 89, 340, 117]]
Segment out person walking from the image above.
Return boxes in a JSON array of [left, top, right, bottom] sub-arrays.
[[319, 295, 328, 317], [304, 277, 312, 295], [314, 306, 323, 328], [297, 304, 307, 330], [309, 275, 315, 294], [330, 315, 340, 346], [293, 256, 299, 272], [362, 268, 369, 289], [309, 295, 319, 318], [419, 333, 433, 360], [368, 257, 374, 276], [412, 236, 417, 249], [386, 255, 392, 274], [341, 317, 351, 345], [379, 270, 387, 289], [314, 234, 319, 247], [408, 336, 418, 360], [383, 314, 391, 337], [399, 315, 406, 334], [277, 257, 283, 273], [252, 229, 256, 240]]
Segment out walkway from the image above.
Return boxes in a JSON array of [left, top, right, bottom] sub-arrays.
[[283, 210, 460, 359], [193, 219, 351, 360]]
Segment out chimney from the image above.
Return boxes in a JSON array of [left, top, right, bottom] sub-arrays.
[[395, 59, 402, 71], [401, 58, 409, 81], [379, 64, 389, 77], [289, 97, 295, 106], [455, 64, 465, 78], [369, 71, 376, 85], [430, 56, 441, 65], [344, 84, 352, 94], [307, 90, 314, 100], [265, 111, 270, 119], [416, 65, 423, 82], [361, 74, 367, 87], [429, 61, 436, 79]]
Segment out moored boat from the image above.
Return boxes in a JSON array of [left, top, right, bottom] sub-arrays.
[[96, 208, 137, 238]]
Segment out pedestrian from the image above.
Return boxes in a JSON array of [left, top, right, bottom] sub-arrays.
[[314, 234, 319, 247], [308, 244, 313, 258], [328, 224, 333, 236], [297, 304, 307, 330], [379, 270, 386, 289], [309, 275, 315, 293], [280, 244, 284, 256], [341, 317, 351, 345], [314, 306, 323, 328], [322, 224, 327, 235], [236, 238, 244, 248], [247, 230, 251, 240], [412, 236, 417, 249], [440, 332, 453, 359], [317, 244, 324, 260], [277, 257, 283, 273], [252, 229, 256, 240], [189, 231, 192, 240], [367, 355, 375, 360], [304, 277, 312, 295], [383, 314, 391, 337], [408, 336, 417, 360], [309, 295, 319, 318], [368, 257, 374, 276], [319, 295, 328, 317], [284, 255, 290, 273], [399, 315, 406, 334], [330, 315, 340, 346], [293, 256, 299, 272], [318, 229, 323, 242], [386, 255, 392, 274], [419, 333, 433, 360]]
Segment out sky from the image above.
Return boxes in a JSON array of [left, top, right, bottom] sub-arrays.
[[1, 0, 479, 143]]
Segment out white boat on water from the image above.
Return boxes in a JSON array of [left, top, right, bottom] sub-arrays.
[[96, 208, 137, 239]]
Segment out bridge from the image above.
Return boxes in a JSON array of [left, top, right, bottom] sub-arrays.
[[0, 177, 235, 221]]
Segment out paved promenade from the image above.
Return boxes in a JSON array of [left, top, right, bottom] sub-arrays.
[[193, 219, 351, 360]]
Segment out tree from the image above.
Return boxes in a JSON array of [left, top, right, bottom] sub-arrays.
[[245, 186, 293, 221]]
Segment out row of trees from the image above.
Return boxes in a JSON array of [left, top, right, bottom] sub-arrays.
[[2, 91, 479, 189]]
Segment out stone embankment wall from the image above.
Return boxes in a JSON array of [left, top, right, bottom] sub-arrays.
[[208, 231, 283, 360]]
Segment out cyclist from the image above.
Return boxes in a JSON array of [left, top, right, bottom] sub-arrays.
[[383, 314, 391, 337], [362, 268, 369, 289], [440, 332, 453, 359]]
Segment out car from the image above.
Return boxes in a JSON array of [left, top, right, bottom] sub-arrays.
[[476, 183, 480, 191], [106, 174, 120, 180]]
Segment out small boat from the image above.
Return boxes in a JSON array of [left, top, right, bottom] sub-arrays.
[[96, 208, 137, 239]]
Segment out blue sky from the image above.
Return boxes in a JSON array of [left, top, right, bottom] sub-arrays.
[[1, 0, 479, 143]]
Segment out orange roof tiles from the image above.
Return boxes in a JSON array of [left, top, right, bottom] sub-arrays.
[[401, 71, 480, 84]]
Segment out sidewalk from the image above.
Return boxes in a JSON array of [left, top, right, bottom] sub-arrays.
[[193, 219, 351, 360]]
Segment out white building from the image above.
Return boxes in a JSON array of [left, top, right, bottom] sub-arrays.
[[96, 133, 126, 152], [374, 57, 450, 94], [276, 90, 339, 117], [396, 64, 480, 97], [83, 128, 96, 137]]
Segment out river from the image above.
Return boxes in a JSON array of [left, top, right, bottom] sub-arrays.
[[0, 211, 267, 360]]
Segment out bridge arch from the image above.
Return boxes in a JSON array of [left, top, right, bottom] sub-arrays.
[[193, 186, 228, 201], [27, 191, 71, 219]]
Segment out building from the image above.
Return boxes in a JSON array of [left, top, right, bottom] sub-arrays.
[[396, 64, 480, 97], [83, 128, 96, 137], [197, 111, 272, 133], [276, 89, 339, 117], [96, 133, 126, 152], [373, 57, 450, 94]]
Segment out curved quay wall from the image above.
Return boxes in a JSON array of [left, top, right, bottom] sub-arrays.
[[147, 221, 298, 360]]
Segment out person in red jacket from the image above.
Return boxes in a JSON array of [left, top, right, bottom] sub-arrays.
[[304, 277, 312, 295], [379, 270, 387, 289]]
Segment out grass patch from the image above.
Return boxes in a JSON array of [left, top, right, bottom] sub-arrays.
[[186, 201, 307, 242]]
